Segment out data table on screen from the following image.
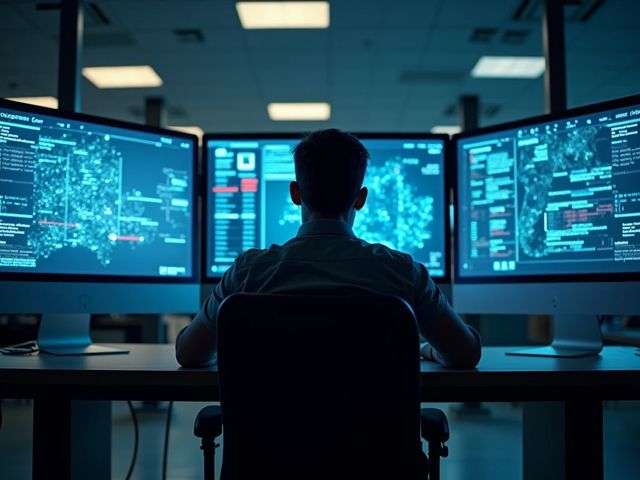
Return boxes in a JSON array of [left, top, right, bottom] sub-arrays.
[[456, 101, 640, 278], [205, 136, 447, 278]]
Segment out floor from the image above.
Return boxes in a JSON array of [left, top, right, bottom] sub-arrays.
[[0, 401, 638, 479]]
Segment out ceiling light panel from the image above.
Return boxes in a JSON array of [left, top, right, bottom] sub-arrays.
[[82, 65, 163, 88], [431, 125, 462, 135], [6, 96, 59, 109], [267, 102, 331, 121], [471, 56, 545, 78], [236, 2, 330, 29]]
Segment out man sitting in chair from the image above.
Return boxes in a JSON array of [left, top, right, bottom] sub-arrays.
[[176, 129, 481, 368]]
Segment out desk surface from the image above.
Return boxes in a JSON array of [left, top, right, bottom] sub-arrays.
[[1, 345, 639, 402]]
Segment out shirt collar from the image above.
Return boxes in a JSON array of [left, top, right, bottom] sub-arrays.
[[296, 219, 355, 238]]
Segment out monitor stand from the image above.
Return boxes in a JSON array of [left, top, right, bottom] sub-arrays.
[[38, 314, 129, 356], [507, 315, 603, 358]]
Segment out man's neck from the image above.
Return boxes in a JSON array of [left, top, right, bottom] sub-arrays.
[[302, 208, 354, 227]]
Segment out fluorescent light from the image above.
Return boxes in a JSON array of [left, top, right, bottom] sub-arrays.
[[471, 56, 545, 78], [82, 65, 163, 88], [267, 102, 331, 121], [236, 1, 329, 29], [169, 125, 204, 143], [431, 125, 462, 135], [6, 96, 58, 109]]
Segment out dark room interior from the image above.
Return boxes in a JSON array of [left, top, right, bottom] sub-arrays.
[[1, 1, 639, 479]]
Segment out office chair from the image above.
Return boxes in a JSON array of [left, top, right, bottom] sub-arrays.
[[193, 293, 450, 480]]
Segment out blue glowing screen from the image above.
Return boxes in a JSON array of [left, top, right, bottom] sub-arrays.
[[457, 101, 640, 277], [206, 137, 446, 278], [0, 104, 195, 277]]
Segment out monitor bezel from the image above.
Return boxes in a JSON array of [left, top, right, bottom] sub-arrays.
[[452, 93, 640, 284], [0, 98, 200, 284], [202, 132, 452, 283]]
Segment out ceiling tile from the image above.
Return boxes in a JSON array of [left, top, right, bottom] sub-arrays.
[[103, 0, 239, 30], [0, 3, 32, 30], [380, 0, 441, 28], [10, 2, 59, 33], [331, 0, 385, 28], [245, 30, 328, 51], [436, 0, 524, 28]]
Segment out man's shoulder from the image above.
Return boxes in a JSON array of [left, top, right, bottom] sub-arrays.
[[357, 239, 416, 266], [232, 237, 418, 274], [234, 245, 285, 269]]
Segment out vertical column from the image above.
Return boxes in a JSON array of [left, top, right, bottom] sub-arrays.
[[57, 0, 84, 112], [459, 95, 479, 131], [145, 96, 167, 128], [542, 0, 567, 114]]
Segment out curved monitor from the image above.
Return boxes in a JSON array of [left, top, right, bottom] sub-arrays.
[[0, 99, 199, 313], [453, 94, 640, 314], [203, 133, 450, 282]]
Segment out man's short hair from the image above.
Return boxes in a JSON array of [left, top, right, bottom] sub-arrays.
[[293, 129, 369, 215]]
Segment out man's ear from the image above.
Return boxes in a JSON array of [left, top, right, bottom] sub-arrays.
[[290, 181, 302, 206], [353, 186, 368, 211]]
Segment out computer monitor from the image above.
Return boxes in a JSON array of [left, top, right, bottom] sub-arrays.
[[203, 133, 450, 284], [0, 99, 199, 353], [453, 94, 640, 356]]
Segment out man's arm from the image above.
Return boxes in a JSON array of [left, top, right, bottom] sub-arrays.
[[413, 262, 481, 368], [175, 263, 237, 367]]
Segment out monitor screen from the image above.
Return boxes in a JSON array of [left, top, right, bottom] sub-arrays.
[[0, 102, 196, 278], [206, 135, 447, 278], [456, 99, 640, 279]]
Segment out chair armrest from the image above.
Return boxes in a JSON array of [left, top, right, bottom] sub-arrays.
[[194, 405, 223, 439], [420, 408, 449, 444]]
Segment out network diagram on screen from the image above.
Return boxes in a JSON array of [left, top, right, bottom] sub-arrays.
[[207, 138, 446, 277], [0, 105, 194, 277], [457, 102, 640, 277]]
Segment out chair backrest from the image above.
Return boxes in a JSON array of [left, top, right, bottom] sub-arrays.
[[217, 293, 422, 480]]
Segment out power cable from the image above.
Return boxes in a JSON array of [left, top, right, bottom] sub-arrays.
[[125, 401, 139, 480], [162, 401, 174, 480]]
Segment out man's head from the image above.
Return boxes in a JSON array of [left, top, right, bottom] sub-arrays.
[[290, 129, 369, 223]]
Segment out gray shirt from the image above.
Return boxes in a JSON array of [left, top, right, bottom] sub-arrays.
[[176, 219, 481, 368]]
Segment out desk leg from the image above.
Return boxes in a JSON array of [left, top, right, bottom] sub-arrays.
[[523, 401, 603, 480], [565, 400, 603, 480], [32, 399, 111, 480]]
